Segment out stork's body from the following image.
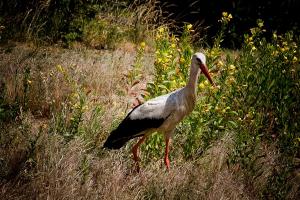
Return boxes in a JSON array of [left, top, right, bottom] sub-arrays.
[[103, 53, 214, 171]]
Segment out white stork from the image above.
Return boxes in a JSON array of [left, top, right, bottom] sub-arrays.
[[103, 52, 214, 171]]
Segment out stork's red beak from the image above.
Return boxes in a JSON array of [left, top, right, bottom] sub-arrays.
[[200, 64, 215, 86]]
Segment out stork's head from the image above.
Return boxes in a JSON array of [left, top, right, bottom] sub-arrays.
[[192, 52, 215, 85]]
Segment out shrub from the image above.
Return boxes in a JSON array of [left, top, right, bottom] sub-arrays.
[[141, 13, 299, 198]]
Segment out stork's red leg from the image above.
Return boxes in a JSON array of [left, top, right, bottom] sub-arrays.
[[164, 136, 171, 170], [132, 135, 146, 172]]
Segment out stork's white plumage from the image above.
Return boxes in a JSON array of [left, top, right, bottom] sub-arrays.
[[103, 52, 214, 171]]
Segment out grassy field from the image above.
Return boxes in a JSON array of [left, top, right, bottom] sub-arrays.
[[0, 2, 299, 199], [0, 43, 250, 199]]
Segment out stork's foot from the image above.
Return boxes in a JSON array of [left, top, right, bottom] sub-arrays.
[[132, 135, 146, 173], [132, 149, 141, 173], [133, 162, 141, 173]]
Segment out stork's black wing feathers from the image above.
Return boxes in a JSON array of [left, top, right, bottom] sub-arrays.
[[103, 105, 166, 149]]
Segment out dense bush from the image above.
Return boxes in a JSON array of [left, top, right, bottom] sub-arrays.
[[161, 0, 300, 48], [0, 0, 158, 47], [142, 13, 299, 198]]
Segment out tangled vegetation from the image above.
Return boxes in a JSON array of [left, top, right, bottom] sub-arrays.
[[135, 12, 300, 198], [0, 1, 299, 199]]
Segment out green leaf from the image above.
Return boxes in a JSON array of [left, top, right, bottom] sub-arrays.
[[228, 120, 238, 128]]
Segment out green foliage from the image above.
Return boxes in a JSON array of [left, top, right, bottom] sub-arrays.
[[49, 65, 89, 142], [141, 13, 299, 198], [147, 24, 193, 97], [79, 104, 103, 149], [1, 1, 158, 48], [142, 24, 194, 160], [227, 20, 300, 158], [44, 64, 105, 147], [80, 18, 123, 49], [126, 42, 146, 86], [228, 21, 299, 198]]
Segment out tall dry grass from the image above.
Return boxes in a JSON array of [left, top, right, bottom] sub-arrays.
[[0, 115, 251, 199]]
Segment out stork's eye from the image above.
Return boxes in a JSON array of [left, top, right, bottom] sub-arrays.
[[196, 57, 202, 64]]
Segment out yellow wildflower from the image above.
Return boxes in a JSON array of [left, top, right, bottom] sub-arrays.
[[73, 103, 80, 109], [217, 60, 224, 67], [271, 51, 279, 56], [72, 93, 79, 98], [56, 65, 64, 73], [140, 42, 146, 48], [222, 12, 228, 17], [226, 77, 235, 85], [83, 105, 89, 111], [156, 34, 161, 40], [180, 57, 185, 64], [280, 46, 289, 52], [292, 56, 298, 63], [229, 77, 235, 83], [221, 12, 232, 23], [164, 57, 170, 63], [187, 24, 193, 30], [199, 83, 205, 89], [229, 64, 236, 70], [159, 27, 164, 33], [171, 43, 176, 48], [258, 21, 264, 28], [246, 36, 253, 44]]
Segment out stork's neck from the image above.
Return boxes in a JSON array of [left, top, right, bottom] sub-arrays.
[[185, 63, 200, 97]]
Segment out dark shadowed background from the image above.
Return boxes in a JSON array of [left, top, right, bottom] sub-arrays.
[[159, 0, 300, 47]]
